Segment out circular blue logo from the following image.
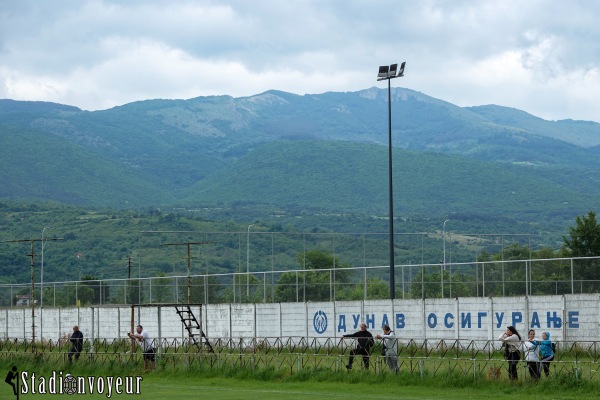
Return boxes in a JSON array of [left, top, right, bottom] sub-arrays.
[[313, 310, 328, 334]]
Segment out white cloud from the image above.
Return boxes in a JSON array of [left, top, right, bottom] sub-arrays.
[[1, 0, 599, 122]]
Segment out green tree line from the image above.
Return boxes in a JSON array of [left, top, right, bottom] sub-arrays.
[[6, 210, 599, 306]]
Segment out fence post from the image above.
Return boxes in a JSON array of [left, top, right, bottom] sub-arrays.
[[571, 258, 574, 294], [90, 306, 95, 359], [158, 306, 162, 361], [526, 260, 530, 296], [482, 263, 485, 297]]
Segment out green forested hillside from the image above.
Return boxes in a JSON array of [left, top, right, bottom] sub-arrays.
[[182, 140, 597, 221], [1, 90, 600, 286], [467, 104, 600, 148], [0, 124, 174, 205], [0, 200, 573, 289]]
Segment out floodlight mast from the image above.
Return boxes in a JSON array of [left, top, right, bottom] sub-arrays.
[[377, 61, 406, 300]]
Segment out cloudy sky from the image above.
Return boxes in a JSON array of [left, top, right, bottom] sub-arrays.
[[1, 0, 599, 122]]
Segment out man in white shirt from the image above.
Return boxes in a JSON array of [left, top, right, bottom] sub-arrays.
[[376, 325, 399, 372], [128, 324, 155, 371]]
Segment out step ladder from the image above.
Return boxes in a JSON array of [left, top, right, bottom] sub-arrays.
[[175, 306, 214, 353]]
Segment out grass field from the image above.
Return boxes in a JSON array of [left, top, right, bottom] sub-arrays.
[[3, 366, 595, 400], [2, 349, 598, 400], [8, 375, 588, 400], [142, 375, 595, 400]]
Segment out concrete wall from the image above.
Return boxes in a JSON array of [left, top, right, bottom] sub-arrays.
[[2, 294, 597, 343]]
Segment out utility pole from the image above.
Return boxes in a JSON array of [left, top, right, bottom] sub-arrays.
[[2, 236, 63, 350], [160, 241, 213, 303]]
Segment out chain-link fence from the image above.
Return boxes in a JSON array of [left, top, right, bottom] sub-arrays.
[[1, 256, 599, 307]]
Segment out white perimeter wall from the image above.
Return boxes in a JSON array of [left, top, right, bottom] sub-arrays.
[[1, 294, 597, 343]]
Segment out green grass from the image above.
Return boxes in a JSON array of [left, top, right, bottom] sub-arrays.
[[8, 374, 591, 399], [2, 358, 598, 399]]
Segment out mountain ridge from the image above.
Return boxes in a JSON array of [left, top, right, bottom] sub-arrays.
[[1, 88, 599, 226]]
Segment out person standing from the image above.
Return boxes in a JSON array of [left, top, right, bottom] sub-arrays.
[[523, 329, 540, 380], [534, 331, 555, 377], [128, 324, 156, 371], [343, 323, 374, 370], [68, 325, 84, 362], [498, 325, 522, 381], [376, 324, 399, 372]]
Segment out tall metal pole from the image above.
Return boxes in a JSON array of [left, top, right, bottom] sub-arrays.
[[442, 219, 449, 298], [378, 61, 405, 300], [41, 227, 49, 308], [387, 79, 395, 300], [187, 244, 191, 303], [40, 226, 49, 341], [246, 224, 254, 299], [127, 255, 133, 304], [449, 232, 453, 297], [29, 241, 35, 347]]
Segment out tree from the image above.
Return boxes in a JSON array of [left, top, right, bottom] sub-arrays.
[[562, 211, 600, 291], [340, 277, 389, 300], [127, 278, 144, 304], [276, 250, 349, 302], [150, 272, 173, 303], [494, 242, 530, 261], [81, 275, 110, 304], [222, 274, 265, 303], [408, 268, 475, 298], [409, 267, 443, 299], [563, 211, 600, 257], [52, 284, 94, 306]]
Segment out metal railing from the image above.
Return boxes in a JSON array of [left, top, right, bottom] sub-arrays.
[[1, 337, 598, 381]]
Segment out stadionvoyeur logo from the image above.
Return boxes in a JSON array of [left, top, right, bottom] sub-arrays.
[[5, 366, 143, 398]]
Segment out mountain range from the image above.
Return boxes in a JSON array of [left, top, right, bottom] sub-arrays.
[[1, 87, 600, 233]]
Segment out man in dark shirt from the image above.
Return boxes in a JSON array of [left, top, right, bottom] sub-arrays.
[[343, 323, 374, 370], [68, 325, 84, 362]]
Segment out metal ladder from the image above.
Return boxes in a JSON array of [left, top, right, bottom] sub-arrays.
[[175, 305, 213, 352]]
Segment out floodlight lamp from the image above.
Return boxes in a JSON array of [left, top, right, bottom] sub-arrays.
[[378, 65, 389, 79], [397, 61, 406, 77], [388, 64, 398, 77]]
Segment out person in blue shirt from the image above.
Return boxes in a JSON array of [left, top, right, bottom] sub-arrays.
[[533, 331, 554, 376]]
